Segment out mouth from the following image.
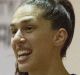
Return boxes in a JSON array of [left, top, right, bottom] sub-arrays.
[[17, 48, 32, 64]]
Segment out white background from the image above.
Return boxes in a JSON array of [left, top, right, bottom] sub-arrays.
[[63, 0, 80, 75]]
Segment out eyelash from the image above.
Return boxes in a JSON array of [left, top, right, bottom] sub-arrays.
[[21, 25, 35, 33], [10, 25, 35, 36], [10, 27, 17, 36]]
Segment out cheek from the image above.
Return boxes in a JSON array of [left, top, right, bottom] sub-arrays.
[[34, 34, 52, 46], [29, 33, 53, 54], [30, 37, 54, 65]]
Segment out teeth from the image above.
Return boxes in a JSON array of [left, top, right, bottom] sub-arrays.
[[18, 50, 30, 54], [18, 49, 32, 57]]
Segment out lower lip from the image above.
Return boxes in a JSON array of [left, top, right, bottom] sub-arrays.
[[18, 55, 30, 64]]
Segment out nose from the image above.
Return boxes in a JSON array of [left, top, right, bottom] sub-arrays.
[[13, 29, 26, 45]]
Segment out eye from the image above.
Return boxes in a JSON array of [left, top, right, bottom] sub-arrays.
[[10, 26, 17, 36], [22, 25, 36, 33], [26, 25, 33, 30]]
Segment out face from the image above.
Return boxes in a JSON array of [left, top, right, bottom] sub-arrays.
[[10, 5, 58, 72]]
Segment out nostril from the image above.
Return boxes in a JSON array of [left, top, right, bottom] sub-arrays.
[[16, 43, 24, 50], [16, 45, 20, 50]]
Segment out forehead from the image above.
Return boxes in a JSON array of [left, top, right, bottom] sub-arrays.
[[11, 4, 44, 24]]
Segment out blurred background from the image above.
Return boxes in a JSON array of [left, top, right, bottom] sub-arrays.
[[0, 0, 80, 75], [0, 0, 24, 75]]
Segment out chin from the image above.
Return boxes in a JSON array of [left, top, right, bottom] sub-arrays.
[[18, 62, 30, 72], [18, 61, 38, 73]]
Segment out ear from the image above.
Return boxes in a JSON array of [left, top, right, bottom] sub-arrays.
[[53, 28, 68, 47]]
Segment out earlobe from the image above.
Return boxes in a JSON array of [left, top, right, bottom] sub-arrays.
[[53, 28, 68, 47]]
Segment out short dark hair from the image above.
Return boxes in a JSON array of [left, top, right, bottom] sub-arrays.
[[21, 0, 75, 57], [15, 0, 75, 75]]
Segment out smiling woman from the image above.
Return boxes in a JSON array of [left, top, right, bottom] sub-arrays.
[[10, 0, 75, 75]]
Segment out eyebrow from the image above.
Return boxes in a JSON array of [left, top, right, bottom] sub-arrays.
[[10, 16, 35, 27]]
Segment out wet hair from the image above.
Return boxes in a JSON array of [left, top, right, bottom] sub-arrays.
[[15, 0, 75, 75]]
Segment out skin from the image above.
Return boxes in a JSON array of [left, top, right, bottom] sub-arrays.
[[10, 4, 69, 75]]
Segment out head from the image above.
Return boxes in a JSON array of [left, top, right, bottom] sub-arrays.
[[10, 0, 75, 74]]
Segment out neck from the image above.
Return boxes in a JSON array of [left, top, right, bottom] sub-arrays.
[[28, 56, 70, 75]]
